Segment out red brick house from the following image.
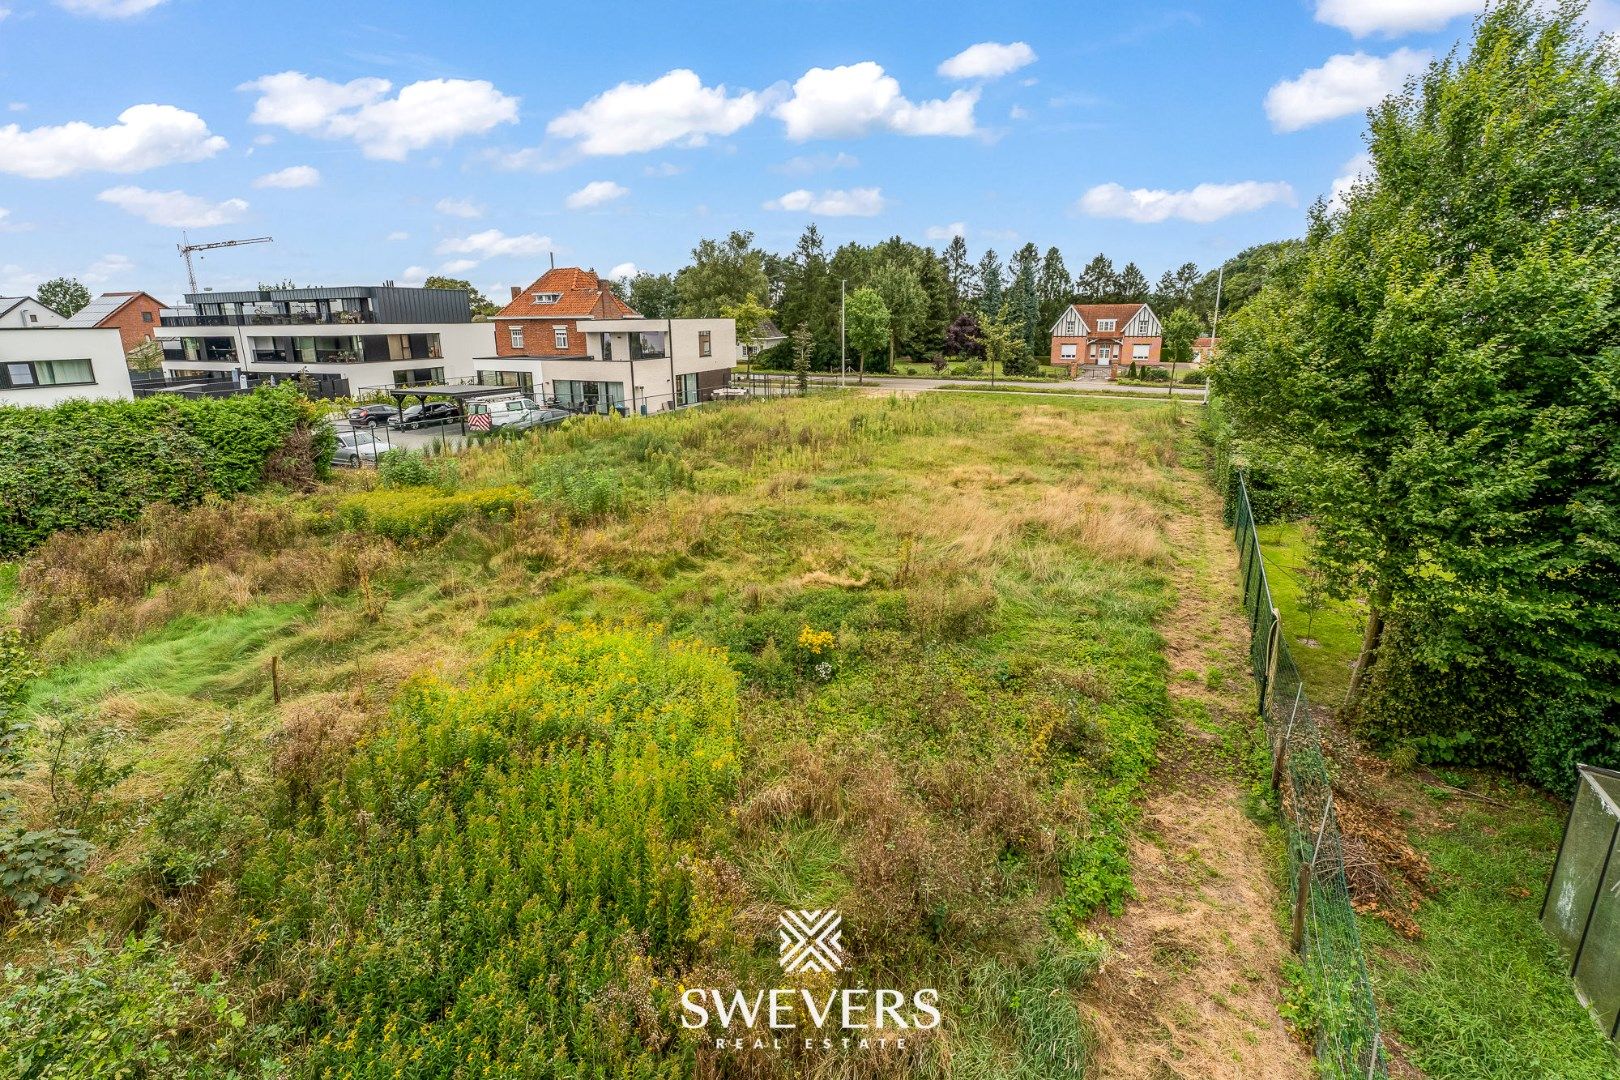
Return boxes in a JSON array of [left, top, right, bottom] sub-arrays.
[[63, 291, 166, 354], [493, 267, 639, 360], [1192, 336, 1220, 364], [1049, 302, 1162, 376]]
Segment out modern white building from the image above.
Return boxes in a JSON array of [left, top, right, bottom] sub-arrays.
[[156, 284, 494, 396], [0, 327, 133, 405], [487, 267, 737, 413], [0, 296, 68, 330]]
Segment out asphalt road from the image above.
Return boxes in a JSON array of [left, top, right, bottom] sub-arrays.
[[745, 373, 1206, 398]]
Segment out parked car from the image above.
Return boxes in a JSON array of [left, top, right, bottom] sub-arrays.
[[332, 429, 383, 467], [467, 394, 570, 432], [711, 386, 746, 399], [347, 403, 395, 427], [387, 401, 462, 430]]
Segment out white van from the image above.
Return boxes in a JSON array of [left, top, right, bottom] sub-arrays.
[[465, 393, 570, 432]]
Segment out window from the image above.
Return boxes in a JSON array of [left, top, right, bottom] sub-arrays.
[[1132, 343, 1150, 359], [553, 379, 625, 414], [676, 372, 698, 407], [27, 313, 37, 324], [142, 311, 154, 323], [1098, 319, 1116, 332], [0, 357, 95, 389], [532, 292, 561, 304], [509, 325, 525, 350], [698, 330, 712, 357], [553, 325, 569, 350], [630, 331, 667, 360], [1060, 344, 1078, 359]]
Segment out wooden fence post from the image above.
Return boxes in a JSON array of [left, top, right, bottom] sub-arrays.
[[1291, 862, 1311, 952], [271, 655, 281, 705]]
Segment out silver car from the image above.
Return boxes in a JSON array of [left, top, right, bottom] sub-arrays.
[[332, 429, 383, 466]]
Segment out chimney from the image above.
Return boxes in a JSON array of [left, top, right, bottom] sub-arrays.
[[549, 252, 555, 270], [510, 286, 521, 300]]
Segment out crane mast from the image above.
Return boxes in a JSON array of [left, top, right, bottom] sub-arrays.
[[176, 232, 274, 293]]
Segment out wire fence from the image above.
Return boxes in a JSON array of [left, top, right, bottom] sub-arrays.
[[1228, 469, 1389, 1079]]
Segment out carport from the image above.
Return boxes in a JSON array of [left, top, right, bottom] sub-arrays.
[[378, 383, 515, 436]]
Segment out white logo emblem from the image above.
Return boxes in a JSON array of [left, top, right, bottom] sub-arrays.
[[778, 909, 844, 974]]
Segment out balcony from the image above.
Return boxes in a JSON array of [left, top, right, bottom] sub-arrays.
[[161, 309, 379, 328]]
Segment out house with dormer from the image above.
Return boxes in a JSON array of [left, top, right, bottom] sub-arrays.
[[1049, 302, 1162, 376]]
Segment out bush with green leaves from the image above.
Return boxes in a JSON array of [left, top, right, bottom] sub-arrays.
[[238, 623, 740, 1076], [0, 384, 332, 556], [0, 930, 248, 1078]]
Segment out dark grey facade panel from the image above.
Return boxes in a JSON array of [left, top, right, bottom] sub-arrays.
[[372, 287, 472, 324]]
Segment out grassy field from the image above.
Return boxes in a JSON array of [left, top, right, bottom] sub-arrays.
[[0, 392, 1222, 1077], [1258, 524, 1620, 1079]]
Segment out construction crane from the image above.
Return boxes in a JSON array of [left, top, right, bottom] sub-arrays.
[[176, 232, 273, 293]]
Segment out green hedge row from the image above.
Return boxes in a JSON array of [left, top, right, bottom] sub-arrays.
[[0, 386, 331, 556]]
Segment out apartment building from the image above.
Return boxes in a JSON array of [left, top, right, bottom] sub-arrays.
[[486, 266, 735, 412], [156, 284, 494, 396], [0, 327, 133, 405]]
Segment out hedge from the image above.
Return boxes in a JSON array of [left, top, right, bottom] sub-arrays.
[[0, 385, 330, 556]]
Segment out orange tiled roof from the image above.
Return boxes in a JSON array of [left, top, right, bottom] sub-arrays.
[[496, 267, 640, 320]]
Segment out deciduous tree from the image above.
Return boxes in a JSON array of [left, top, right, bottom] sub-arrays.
[[844, 287, 889, 385], [36, 277, 89, 318]]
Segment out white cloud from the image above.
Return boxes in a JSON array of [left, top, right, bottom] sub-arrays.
[[775, 62, 979, 140], [0, 7, 9, 20], [438, 259, 479, 275], [548, 69, 762, 155], [252, 164, 320, 189], [0, 208, 17, 233], [644, 162, 686, 177], [565, 180, 628, 209], [435, 229, 553, 261], [0, 104, 226, 179], [1328, 152, 1374, 212], [938, 41, 1037, 81], [6, 104, 24, 113], [1078, 180, 1295, 223], [1009, 105, 1030, 120], [1315, 0, 1477, 37], [386, 230, 409, 241], [55, 0, 166, 16], [764, 187, 887, 217], [775, 151, 859, 175], [608, 261, 640, 280], [83, 253, 134, 284], [400, 265, 429, 285], [98, 186, 249, 228], [925, 222, 967, 241], [435, 196, 483, 219], [1265, 49, 1429, 132], [241, 71, 518, 161]]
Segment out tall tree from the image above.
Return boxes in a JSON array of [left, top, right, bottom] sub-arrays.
[[1117, 262, 1150, 304], [975, 249, 1005, 319], [36, 277, 89, 317], [790, 322, 814, 393], [1037, 246, 1071, 332], [1073, 254, 1118, 304], [979, 309, 1029, 380], [1212, 0, 1620, 788], [869, 259, 927, 370], [674, 230, 768, 317], [1160, 307, 1201, 369], [625, 272, 678, 318], [1007, 254, 1043, 361], [844, 287, 890, 385], [423, 275, 498, 317], [778, 225, 835, 366], [942, 235, 976, 313]]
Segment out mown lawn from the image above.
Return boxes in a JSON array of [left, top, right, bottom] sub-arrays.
[[1258, 524, 1620, 1080], [1, 392, 1198, 1078]]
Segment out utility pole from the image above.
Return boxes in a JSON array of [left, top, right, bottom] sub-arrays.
[[839, 279, 847, 389], [1204, 263, 1225, 406]]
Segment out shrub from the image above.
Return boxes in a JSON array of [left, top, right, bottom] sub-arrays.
[[0, 384, 331, 556], [335, 485, 527, 543], [239, 623, 740, 1075], [0, 930, 248, 1076]]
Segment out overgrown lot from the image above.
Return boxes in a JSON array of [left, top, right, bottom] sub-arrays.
[[1, 393, 1202, 1077]]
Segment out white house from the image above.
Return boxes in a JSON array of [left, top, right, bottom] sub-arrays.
[[0, 296, 68, 330], [0, 327, 133, 405]]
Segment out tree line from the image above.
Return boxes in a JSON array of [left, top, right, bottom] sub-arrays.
[[1211, 0, 1620, 793], [610, 228, 1292, 375]]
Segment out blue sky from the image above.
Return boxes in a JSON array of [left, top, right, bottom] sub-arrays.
[[0, 0, 1607, 303]]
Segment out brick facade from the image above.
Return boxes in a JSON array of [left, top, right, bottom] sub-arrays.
[[493, 318, 585, 358], [97, 293, 165, 353]]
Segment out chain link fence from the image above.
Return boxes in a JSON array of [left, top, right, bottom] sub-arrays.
[[1229, 469, 1389, 1079]]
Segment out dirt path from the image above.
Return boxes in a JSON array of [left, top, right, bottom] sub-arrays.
[[1081, 457, 1312, 1079]]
